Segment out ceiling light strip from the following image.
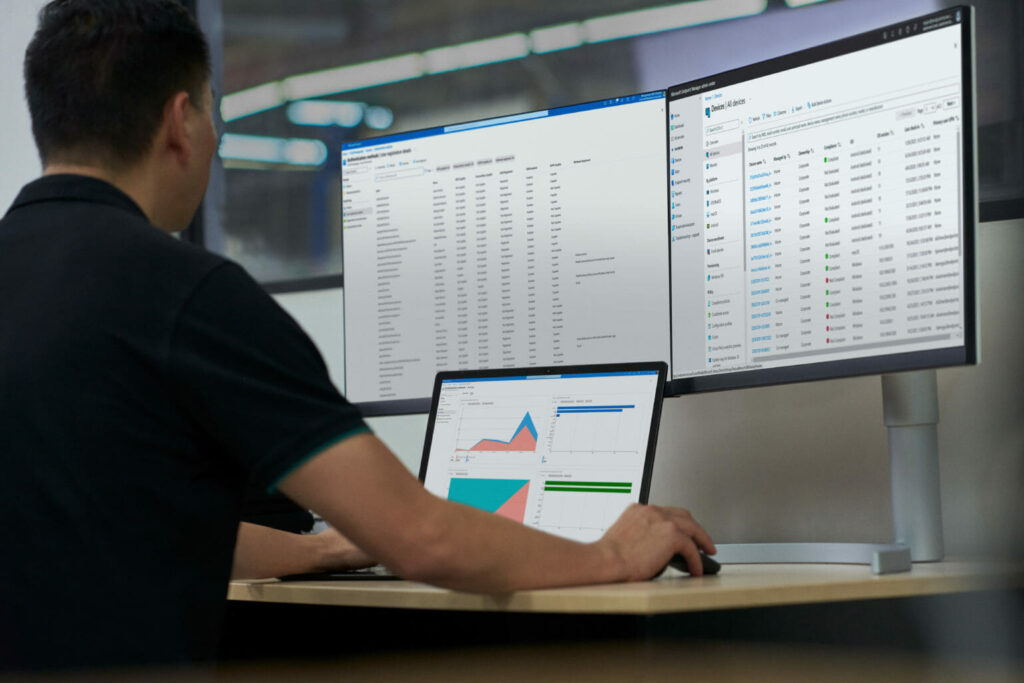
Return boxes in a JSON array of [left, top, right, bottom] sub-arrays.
[[584, 0, 766, 43], [219, 133, 328, 166], [425, 33, 530, 74], [283, 53, 424, 102], [220, 82, 285, 122], [221, 0, 767, 122], [529, 23, 584, 54]]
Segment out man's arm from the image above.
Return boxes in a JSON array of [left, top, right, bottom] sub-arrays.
[[277, 433, 715, 593], [231, 522, 374, 580]]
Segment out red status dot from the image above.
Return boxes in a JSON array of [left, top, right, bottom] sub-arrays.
[[826, 278, 830, 283], [827, 326, 831, 331], [827, 338, 831, 343], [826, 314, 830, 319]]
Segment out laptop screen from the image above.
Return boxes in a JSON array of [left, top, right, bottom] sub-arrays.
[[420, 363, 666, 543]]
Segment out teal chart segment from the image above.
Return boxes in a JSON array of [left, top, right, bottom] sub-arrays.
[[448, 478, 530, 513]]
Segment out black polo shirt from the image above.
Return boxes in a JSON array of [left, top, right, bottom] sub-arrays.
[[0, 175, 367, 671]]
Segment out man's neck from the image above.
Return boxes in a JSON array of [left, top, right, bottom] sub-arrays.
[[44, 163, 118, 184], [43, 163, 171, 232]]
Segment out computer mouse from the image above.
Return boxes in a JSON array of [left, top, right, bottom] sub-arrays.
[[654, 551, 721, 579]]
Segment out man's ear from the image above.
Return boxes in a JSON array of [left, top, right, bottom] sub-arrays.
[[162, 91, 194, 166]]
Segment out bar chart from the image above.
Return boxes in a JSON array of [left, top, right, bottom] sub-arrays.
[[548, 402, 644, 456], [533, 479, 634, 542]]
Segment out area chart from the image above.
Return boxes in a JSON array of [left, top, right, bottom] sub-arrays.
[[457, 412, 539, 453], [447, 478, 531, 523]]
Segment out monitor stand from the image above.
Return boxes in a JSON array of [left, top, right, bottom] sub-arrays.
[[713, 369, 944, 574]]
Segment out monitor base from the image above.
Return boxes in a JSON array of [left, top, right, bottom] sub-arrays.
[[712, 370, 943, 575], [713, 543, 912, 575]]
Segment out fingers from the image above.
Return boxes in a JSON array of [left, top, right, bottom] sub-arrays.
[[673, 536, 705, 577], [653, 505, 717, 555], [600, 503, 717, 582]]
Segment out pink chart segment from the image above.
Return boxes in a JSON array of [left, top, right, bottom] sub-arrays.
[[458, 412, 539, 453]]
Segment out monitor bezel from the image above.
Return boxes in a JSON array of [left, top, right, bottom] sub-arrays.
[[664, 6, 978, 397]]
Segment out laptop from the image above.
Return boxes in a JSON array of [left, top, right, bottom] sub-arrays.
[[279, 361, 668, 581]]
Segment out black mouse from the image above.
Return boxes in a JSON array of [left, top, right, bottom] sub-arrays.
[[654, 551, 721, 579]]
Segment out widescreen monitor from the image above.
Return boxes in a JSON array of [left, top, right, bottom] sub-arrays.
[[666, 6, 977, 396], [341, 93, 671, 415]]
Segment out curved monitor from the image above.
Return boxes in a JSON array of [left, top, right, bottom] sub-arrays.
[[666, 6, 977, 395]]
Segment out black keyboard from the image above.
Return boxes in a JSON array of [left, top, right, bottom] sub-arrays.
[[277, 565, 402, 581]]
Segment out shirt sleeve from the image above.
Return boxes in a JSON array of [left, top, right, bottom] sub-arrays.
[[167, 262, 369, 492]]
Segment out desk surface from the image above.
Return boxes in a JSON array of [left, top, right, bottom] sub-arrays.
[[228, 559, 1023, 615]]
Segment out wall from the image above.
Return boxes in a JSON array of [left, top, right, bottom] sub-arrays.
[[277, 217, 1024, 559], [0, 1, 45, 208]]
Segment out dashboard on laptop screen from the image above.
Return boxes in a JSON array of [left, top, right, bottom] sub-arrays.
[[420, 368, 663, 543]]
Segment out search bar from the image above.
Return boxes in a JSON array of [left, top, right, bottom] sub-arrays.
[[705, 119, 740, 135]]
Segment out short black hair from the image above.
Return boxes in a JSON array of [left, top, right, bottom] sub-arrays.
[[25, 0, 211, 169]]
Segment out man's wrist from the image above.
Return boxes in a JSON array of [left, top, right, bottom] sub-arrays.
[[590, 539, 629, 584], [305, 531, 334, 573]]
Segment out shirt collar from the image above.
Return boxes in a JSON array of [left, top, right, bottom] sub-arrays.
[[5, 174, 149, 222]]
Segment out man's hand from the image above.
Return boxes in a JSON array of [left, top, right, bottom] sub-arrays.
[[596, 503, 717, 580], [309, 526, 375, 573], [231, 522, 376, 579]]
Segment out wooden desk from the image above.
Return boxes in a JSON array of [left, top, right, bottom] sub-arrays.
[[228, 559, 1023, 615]]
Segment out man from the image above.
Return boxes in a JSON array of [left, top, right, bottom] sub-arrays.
[[0, 0, 715, 672]]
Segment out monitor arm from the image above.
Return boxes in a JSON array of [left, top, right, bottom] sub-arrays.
[[884, 368, 944, 562]]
